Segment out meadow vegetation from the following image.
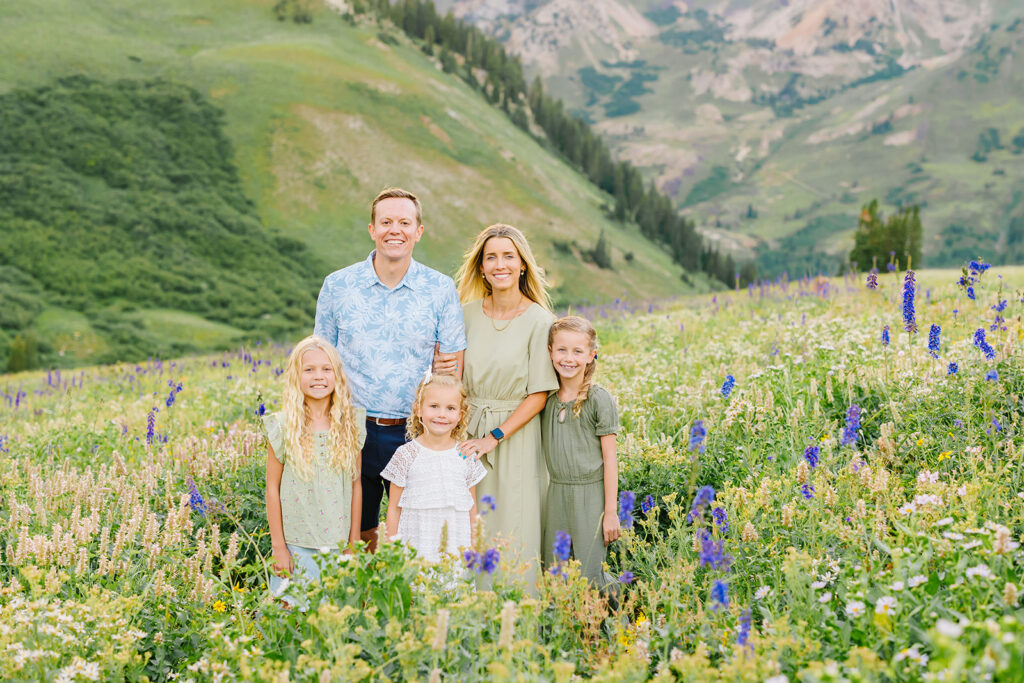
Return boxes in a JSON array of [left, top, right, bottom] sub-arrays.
[[2, 265, 1021, 681]]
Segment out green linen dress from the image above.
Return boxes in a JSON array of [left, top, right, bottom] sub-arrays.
[[541, 385, 620, 585], [263, 410, 366, 550], [463, 299, 558, 592]]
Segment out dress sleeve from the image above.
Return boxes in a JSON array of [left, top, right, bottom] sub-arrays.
[[526, 310, 560, 395], [262, 413, 286, 464], [592, 387, 620, 437], [437, 279, 467, 354], [466, 457, 487, 488], [380, 443, 416, 487]]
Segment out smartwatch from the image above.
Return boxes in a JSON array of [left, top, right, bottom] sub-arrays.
[[490, 427, 505, 442]]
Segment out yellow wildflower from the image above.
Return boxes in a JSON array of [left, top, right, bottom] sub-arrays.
[[212, 600, 226, 613], [938, 451, 952, 462]]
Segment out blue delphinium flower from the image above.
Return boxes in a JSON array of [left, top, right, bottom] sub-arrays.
[[618, 491, 635, 527], [146, 407, 158, 445], [480, 495, 496, 513], [553, 531, 572, 562], [928, 324, 941, 358], [973, 328, 996, 360], [689, 420, 707, 453], [480, 548, 500, 574], [993, 299, 1008, 313], [619, 571, 635, 584], [947, 362, 959, 375], [641, 494, 655, 514], [737, 609, 752, 648], [881, 325, 890, 346], [967, 286, 976, 300], [699, 531, 733, 571], [712, 506, 729, 534], [463, 549, 479, 572], [866, 271, 878, 290], [803, 445, 820, 469], [986, 369, 999, 382], [165, 381, 183, 408], [992, 418, 1002, 432], [902, 270, 917, 333], [187, 476, 207, 516], [840, 404, 861, 447], [720, 375, 735, 399], [886, 262, 896, 273], [688, 485, 716, 522], [800, 483, 815, 500], [711, 580, 729, 609]]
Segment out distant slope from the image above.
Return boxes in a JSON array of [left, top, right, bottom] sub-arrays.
[[438, 0, 1024, 274], [0, 0, 704, 369]]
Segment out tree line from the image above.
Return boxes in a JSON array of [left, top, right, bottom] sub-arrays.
[[348, 0, 750, 287]]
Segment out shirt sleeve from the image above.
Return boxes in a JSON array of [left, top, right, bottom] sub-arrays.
[[592, 387, 620, 437], [380, 443, 416, 487], [313, 276, 337, 347], [526, 310, 560, 395], [466, 458, 487, 488], [436, 279, 467, 354], [262, 413, 286, 464], [354, 407, 367, 449]]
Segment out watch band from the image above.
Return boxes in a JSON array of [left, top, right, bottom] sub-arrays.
[[490, 427, 505, 442]]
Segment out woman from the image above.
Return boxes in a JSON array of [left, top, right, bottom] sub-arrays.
[[452, 224, 558, 592]]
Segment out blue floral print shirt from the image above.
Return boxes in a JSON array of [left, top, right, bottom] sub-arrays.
[[314, 251, 466, 419]]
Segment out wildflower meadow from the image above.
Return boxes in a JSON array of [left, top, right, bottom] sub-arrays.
[[1, 265, 1022, 682]]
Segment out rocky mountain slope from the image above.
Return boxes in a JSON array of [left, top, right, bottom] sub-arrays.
[[437, 0, 1024, 273]]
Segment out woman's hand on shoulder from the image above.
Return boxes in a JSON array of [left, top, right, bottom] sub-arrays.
[[603, 512, 621, 546], [457, 434, 498, 461]]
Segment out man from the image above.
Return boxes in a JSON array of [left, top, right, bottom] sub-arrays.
[[314, 188, 465, 551]]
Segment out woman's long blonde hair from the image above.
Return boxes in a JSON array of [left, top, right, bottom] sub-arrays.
[[455, 224, 551, 310], [280, 336, 360, 480], [406, 374, 469, 442], [548, 316, 598, 417]]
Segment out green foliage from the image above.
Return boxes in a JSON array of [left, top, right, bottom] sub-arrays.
[[682, 166, 731, 207], [848, 200, 923, 271], [588, 230, 613, 270], [273, 0, 314, 23], [6, 332, 39, 372], [0, 77, 325, 366], [972, 127, 1003, 162]]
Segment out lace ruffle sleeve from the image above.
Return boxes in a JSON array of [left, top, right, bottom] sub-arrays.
[[380, 442, 417, 487], [466, 457, 487, 488], [262, 413, 285, 464]]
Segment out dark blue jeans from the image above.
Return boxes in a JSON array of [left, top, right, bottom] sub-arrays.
[[360, 421, 407, 532]]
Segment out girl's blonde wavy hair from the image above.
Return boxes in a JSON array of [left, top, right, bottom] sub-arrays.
[[280, 336, 360, 480], [456, 224, 551, 310], [548, 316, 598, 417], [406, 374, 469, 442]]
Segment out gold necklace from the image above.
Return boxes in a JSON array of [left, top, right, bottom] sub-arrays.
[[486, 295, 523, 332]]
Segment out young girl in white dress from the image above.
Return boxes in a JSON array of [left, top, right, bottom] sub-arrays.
[[381, 374, 487, 561]]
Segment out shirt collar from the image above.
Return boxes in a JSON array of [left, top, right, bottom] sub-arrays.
[[361, 251, 420, 291]]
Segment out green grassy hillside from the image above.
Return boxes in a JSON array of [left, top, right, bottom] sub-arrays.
[[0, 0, 704, 369]]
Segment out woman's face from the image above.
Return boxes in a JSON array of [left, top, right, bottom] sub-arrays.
[[480, 236, 523, 293]]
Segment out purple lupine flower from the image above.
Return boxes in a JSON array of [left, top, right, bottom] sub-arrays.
[[866, 271, 878, 290], [986, 369, 999, 382], [721, 375, 735, 399], [973, 328, 996, 360], [881, 325, 890, 346], [480, 548, 500, 574], [992, 418, 1002, 432], [256, 402, 266, 417], [993, 299, 1008, 313], [712, 507, 729, 534], [480, 495, 496, 513], [618, 491, 635, 527], [688, 485, 716, 522], [947, 362, 959, 375], [463, 549, 479, 572], [967, 286, 976, 300], [699, 531, 733, 571], [641, 494, 655, 514], [928, 324, 941, 358], [186, 477, 206, 516], [902, 270, 917, 333], [737, 609, 752, 648], [711, 580, 729, 609], [146, 407, 158, 445], [619, 571, 635, 584], [800, 483, 815, 500], [803, 445, 820, 469], [689, 420, 707, 454], [553, 531, 571, 562], [841, 404, 861, 447]]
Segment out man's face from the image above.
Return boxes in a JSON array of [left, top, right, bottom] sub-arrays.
[[369, 197, 423, 263]]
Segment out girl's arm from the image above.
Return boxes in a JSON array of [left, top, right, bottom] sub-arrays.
[[468, 485, 479, 544], [458, 391, 548, 460], [384, 482, 404, 541], [600, 434, 621, 545], [265, 446, 293, 574], [348, 474, 362, 550]]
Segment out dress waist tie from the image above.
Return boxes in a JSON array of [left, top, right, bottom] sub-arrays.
[[466, 397, 523, 439]]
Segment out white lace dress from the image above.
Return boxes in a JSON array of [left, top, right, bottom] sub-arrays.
[[380, 440, 487, 562]]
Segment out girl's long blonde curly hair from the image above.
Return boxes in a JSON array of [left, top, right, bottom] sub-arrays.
[[280, 336, 360, 480], [406, 374, 469, 442], [455, 224, 551, 310]]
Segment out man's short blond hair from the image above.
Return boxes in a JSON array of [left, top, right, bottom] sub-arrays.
[[371, 187, 422, 226]]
